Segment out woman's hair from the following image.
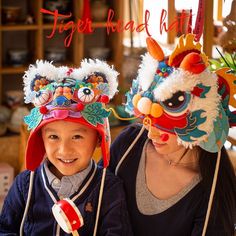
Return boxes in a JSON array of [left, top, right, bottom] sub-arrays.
[[198, 146, 236, 235]]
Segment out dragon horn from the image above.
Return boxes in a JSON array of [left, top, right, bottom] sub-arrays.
[[146, 37, 164, 61]]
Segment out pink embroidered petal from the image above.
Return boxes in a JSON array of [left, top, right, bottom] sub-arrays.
[[53, 110, 69, 119]]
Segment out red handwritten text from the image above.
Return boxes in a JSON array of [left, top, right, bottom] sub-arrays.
[[106, 9, 151, 36], [160, 9, 192, 34], [40, 8, 94, 47], [41, 8, 193, 47]]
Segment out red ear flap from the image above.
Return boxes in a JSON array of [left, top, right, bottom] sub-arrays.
[[180, 52, 206, 74]]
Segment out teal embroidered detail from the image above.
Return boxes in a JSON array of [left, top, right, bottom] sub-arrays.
[[97, 83, 109, 95], [200, 105, 229, 152], [24, 107, 43, 130], [195, 83, 211, 98], [81, 103, 111, 126], [175, 110, 207, 142]]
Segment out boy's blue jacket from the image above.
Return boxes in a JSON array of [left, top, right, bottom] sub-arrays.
[[0, 161, 133, 236]]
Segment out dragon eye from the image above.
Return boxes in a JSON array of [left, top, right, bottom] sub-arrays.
[[160, 91, 190, 115], [77, 87, 95, 103]]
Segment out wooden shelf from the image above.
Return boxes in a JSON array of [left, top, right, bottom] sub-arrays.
[[1, 66, 27, 74], [42, 24, 60, 30], [0, 0, 124, 104], [0, 24, 38, 31]]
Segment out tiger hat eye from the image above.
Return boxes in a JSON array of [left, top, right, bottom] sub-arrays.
[[77, 87, 95, 103]]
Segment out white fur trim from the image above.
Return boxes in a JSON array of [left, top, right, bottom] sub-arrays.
[[23, 60, 58, 103], [74, 59, 119, 99], [153, 69, 200, 101], [138, 53, 158, 91], [56, 66, 70, 82], [152, 69, 220, 147], [177, 137, 197, 149], [23, 59, 119, 103], [69, 67, 84, 81]]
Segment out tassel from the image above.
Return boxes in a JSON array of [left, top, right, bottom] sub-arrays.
[[193, 0, 205, 41], [187, 9, 192, 33], [82, 0, 92, 34]]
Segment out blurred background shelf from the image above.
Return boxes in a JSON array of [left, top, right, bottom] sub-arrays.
[[1, 25, 38, 31], [0, 66, 27, 74], [0, 0, 124, 104]]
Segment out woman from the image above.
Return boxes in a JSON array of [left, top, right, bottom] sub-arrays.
[[108, 34, 236, 236]]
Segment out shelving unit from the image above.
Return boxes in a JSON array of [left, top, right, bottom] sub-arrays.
[[0, 0, 124, 104]]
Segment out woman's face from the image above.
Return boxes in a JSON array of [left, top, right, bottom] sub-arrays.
[[145, 124, 185, 155]]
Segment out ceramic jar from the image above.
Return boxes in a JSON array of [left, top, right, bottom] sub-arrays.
[[88, 47, 110, 60], [2, 6, 21, 24], [7, 49, 28, 66], [43, 0, 71, 22], [5, 90, 24, 109], [45, 48, 67, 63], [8, 107, 29, 133], [0, 106, 11, 136]]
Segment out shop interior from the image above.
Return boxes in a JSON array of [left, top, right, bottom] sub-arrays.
[[0, 0, 235, 211]]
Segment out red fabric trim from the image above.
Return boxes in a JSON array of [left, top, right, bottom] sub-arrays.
[[25, 117, 108, 171]]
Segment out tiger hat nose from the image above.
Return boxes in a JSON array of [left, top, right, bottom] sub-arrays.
[[132, 95, 163, 118]]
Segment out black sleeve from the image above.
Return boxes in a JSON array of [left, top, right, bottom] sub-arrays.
[[108, 124, 145, 174], [191, 196, 206, 236], [98, 170, 133, 236], [191, 193, 230, 236], [0, 171, 30, 235]]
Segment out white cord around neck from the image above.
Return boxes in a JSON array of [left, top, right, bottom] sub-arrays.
[[20, 171, 35, 236], [115, 125, 146, 175], [93, 168, 107, 236], [201, 149, 221, 236]]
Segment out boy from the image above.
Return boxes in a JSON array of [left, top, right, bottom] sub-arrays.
[[0, 60, 133, 235]]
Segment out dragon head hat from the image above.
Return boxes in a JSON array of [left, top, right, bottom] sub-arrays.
[[126, 34, 236, 152]]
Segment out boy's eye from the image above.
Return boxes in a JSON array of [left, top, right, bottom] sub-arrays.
[[72, 135, 83, 140], [48, 135, 58, 140]]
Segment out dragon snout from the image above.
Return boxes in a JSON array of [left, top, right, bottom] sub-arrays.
[[132, 95, 163, 118]]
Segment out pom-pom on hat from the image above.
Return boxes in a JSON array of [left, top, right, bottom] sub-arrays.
[[23, 59, 119, 171], [126, 34, 236, 153]]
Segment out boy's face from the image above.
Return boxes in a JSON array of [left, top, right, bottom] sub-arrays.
[[42, 120, 99, 178]]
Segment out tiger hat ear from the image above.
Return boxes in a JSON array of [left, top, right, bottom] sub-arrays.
[[23, 60, 58, 104], [70, 59, 119, 101]]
